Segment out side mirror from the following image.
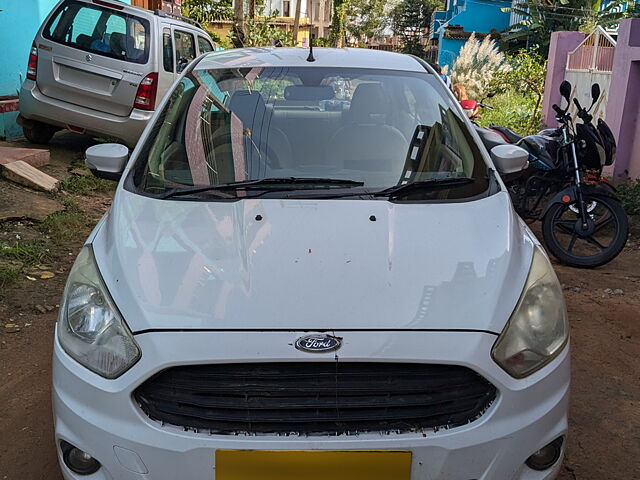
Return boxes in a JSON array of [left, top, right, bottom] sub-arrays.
[[559, 80, 572, 103], [85, 143, 129, 181], [490, 144, 529, 175], [486, 92, 496, 98], [591, 83, 601, 104]]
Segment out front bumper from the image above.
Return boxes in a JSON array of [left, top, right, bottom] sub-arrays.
[[53, 330, 570, 480], [19, 80, 152, 146]]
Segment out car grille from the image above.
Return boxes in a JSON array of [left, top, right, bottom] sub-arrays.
[[134, 363, 497, 435]]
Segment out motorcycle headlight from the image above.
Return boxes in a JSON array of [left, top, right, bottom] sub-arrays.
[[492, 246, 568, 378], [57, 245, 140, 379]]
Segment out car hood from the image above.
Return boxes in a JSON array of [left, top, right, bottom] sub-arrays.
[[92, 190, 534, 333]]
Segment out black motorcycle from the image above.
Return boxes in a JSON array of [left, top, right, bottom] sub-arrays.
[[474, 81, 628, 268]]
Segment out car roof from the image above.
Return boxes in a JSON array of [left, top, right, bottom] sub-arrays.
[[195, 48, 427, 72]]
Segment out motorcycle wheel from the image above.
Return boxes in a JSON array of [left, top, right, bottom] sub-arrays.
[[542, 194, 628, 268]]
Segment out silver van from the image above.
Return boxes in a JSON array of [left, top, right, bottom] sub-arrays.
[[18, 0, 214, 146]]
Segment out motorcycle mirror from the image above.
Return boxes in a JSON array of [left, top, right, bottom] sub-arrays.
[[591, 83, 601, 103], [487, 92, 496, 98], [560, 80, 572, 103]]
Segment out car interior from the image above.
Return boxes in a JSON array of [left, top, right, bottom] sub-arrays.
[[141, 68, 479, 191]]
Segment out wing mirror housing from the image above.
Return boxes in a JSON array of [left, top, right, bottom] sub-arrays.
[[490, 144, 529, 175], [85, 143, 129, 181], [591, 83, 601, 107], [559, 80, 572, 104]]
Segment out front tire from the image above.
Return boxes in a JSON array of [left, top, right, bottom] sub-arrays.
[[542, 194, 628, 268], [22, 122, 56, 144]]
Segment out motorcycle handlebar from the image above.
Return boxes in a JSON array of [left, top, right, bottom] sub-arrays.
[[552, 104, 563, 115]]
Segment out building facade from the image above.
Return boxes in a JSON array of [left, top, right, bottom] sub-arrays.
[[430, 0, 512, 69]]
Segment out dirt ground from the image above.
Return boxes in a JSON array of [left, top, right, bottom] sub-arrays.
[[0, 133, 639, 479]]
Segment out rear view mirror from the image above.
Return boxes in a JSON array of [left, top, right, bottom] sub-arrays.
[[591, 83, 601, 104], [490, 145, 529, 175], [487, 92, 496, 98], [85, 143, 129, 181], [560, 80, 572, 103]]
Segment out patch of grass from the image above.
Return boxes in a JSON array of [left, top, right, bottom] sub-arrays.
[[0, 240, 52, 290], [0, 240, 51, 265], [41, 206, 88, 245], [60, 174, 115, 196], [0, 265, 22, 290], [618, 180, 640, 216], [477, 90, 542, 137]]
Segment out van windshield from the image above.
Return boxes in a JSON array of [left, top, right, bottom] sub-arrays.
[[130, 66, 490, 200], [44, 0, 149, 64]]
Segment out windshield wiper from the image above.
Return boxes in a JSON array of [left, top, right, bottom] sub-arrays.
[[373, 177, 476, 198], [161, 177, 365, 199]]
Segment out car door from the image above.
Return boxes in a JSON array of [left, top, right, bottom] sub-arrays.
[[197, 35, 214, 55], [172, 27, 196, 74], [156, 25, 176, 99], [36, 0, 151, 117]]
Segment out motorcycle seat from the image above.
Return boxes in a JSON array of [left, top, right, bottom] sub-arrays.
[[489, 125, 523, 144]]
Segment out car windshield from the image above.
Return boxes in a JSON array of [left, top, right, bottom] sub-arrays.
[[130, 65, 490, 200]]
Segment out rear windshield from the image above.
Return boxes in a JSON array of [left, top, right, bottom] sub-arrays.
[[43, 0, 150, 64]]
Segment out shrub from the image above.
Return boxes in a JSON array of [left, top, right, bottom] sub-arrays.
[[618, 180, 640, 216], [448, 34, 508, 99]]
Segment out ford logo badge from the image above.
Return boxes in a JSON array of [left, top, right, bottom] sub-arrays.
[[295, 334, 342, 353]]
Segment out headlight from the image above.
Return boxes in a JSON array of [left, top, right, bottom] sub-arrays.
[[492, 246, 568, 378], [57, 245, 140, 379]]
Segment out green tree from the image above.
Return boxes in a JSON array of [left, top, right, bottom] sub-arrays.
[[229, 9, 294, 47], [181, 0, 233, 22], [493, 50, 547, 131], [345, 0, 388, 46], [330, 0, 347, 47], [390, 0, 442, 57], [502, 0, 627, 54]]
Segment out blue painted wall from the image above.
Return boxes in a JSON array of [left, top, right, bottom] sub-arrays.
[[433, 0, 512, 69], [0, 0, 131, 97]]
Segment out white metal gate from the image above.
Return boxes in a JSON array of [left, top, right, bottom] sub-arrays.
[[565, 27, 616, 122]]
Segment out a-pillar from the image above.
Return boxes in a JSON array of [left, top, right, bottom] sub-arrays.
[[542, 31, 587, 128], [606, 18, 640, 182]]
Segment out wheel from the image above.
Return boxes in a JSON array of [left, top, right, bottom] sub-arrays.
[[542, 194, 629, 268], [22, 122, 56, 144]]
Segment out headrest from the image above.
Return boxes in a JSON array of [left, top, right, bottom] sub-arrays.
[[109, 32, 127, 54], [228, 90, 267, 124], [348, 83, 389, 124], [284, 85, 334, 101]]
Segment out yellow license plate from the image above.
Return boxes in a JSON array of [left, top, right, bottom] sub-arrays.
[[215, 450, 412, 480]]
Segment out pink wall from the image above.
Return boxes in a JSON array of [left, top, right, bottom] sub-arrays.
[[606, 19, 640, 182], [542, 31, 586, 128]]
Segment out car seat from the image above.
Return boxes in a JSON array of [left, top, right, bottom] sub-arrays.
[[228, 90, 293, 174], [326, 83, 408, 173]]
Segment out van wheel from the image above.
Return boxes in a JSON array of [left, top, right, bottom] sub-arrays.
[[23, 122, 56, 144]]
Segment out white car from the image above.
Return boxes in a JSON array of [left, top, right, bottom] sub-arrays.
[[53, 47, 570, 480]]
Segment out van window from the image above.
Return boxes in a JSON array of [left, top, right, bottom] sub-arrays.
[[198, 36, 214, 54], [163, 29, 174, 72], [174, 30, 196, 71], [43, 0, 150, 64]]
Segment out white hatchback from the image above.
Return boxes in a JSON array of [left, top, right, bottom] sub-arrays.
[[53, 47, 570, 480]]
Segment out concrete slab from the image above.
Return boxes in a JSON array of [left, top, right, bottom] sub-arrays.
[[0, 146, 50, 167], [1, 160, 59, 192]]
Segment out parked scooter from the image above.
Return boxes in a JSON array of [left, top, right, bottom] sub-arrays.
[[465, 81, 628, 268]]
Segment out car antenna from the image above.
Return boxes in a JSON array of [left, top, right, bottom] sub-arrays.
[[307, 37, 316, 62]]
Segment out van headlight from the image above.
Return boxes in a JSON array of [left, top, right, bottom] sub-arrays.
[[492, 246, 568, 378], [57, 245, 140, 379]]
